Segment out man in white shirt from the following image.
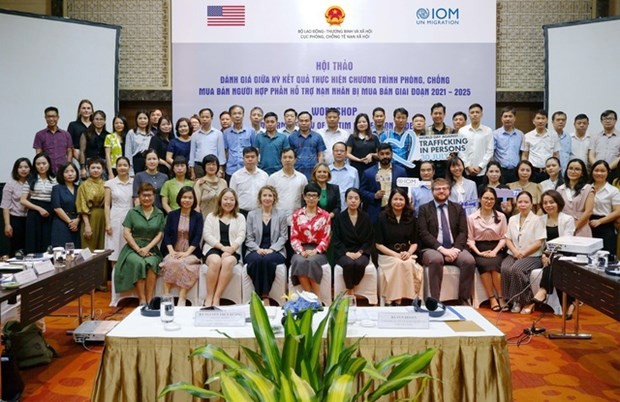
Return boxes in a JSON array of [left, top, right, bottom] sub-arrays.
[[521, 110, 560, 183], [551, 111, 571, 171], [267, 147, 308, 223], [458, 103, 493, 187], [329, 142, 359, 210], [188, 107, 225, 180], [588, 110, 620, 177], [569, 113, 591, 167], [318, 108, 349, 165], [229, 146, 268, 216]]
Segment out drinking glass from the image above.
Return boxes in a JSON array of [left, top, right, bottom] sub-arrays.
[[344, 295, 357, 325], [161, 294, 175, 323], [65, 242, 75, 261]]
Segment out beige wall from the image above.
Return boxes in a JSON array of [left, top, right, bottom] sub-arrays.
[[0, 0, 50, 14]]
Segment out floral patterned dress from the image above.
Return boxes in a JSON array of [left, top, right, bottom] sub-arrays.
[[289, 207, 331, 285]]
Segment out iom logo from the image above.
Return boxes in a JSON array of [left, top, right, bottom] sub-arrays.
[[416, 8, 460, 25]]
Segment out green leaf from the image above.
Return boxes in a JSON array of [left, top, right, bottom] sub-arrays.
[[249, 292, 282, 383], [240, 345, 268, 375], [367, 374, 431, 402], [326, 374, 354, 402], [234, 368, 277, 402], [220, 372, 254, 401], [343, 357, 367, 376], [158, 381, 223, 399], [374, 353, 412, 374], [278, 372, 297, 402], [387, 348, 436, 381], [289, 368, 316, 402], [191, 344, 243, 370], [281, 316, 303, 377], [326, 296, 349, 374]]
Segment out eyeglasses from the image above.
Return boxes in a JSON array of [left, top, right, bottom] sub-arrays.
[[304, 194, 319, 199], [433, 187, 450, 191], [602, 116, 617, 121]]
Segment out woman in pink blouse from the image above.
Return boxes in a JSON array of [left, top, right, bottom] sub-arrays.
[[290, 183, 331, 297], [467, 188, 508, 311]]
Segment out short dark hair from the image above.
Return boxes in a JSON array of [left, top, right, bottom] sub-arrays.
[[601, 110, 617, 121], [176, 186, 197, 210], [372, 107, 385, 117], [393, 107, 408, 118], [44, 106, 59, 115], [202, 154, 220, 169], [468, 103, 483, 112], [303, 182, 322, 195], [243, 146, 259, 156], [574, 114, 589, 122], [264, 112, 278, 120], [199, 108, 213, 118], [552, 111, 567, 121], [229, 104, 244, 114], [501, 106, 516, 116], [541, 189, 565, 212], [219, 110, 230, 118], [535, 109, 548, 118], [283, 108, 297, 117], [298, 111, 312, 120], [377, 143, 393, 153], [280, 147, 296, 158], [55, 163, 77, 185], [430, 102, 446, 114], [138, 182, 156, 195], [332, 141, 347, 151], [325, 107, 340, 116], [453, 111, 467, 120], [412, 113, 425, 121], [86, 157, 104, 168]]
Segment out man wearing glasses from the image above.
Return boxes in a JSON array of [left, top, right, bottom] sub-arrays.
[[588, 110, 620, 182], [417, 178, 476, 305]]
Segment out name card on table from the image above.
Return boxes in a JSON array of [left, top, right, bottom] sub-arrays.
[[79, 248, 93, 261], [33, 260, 55, 275], [194, 310, 246, 327], [13, 269, 38, 285], [377, 311, 429, 329]]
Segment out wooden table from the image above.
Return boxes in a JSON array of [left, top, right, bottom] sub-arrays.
[[550, 258, 620, 339]]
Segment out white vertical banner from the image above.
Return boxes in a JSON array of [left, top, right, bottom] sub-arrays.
[[172, 0, 496, 129]]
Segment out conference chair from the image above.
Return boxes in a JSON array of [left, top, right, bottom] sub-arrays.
[[198, 263, 243, 305], [241, 263, 287, 306], [422, 264, 462, 302], [288, 264, 332, 306], [334, 263, 378, 305]]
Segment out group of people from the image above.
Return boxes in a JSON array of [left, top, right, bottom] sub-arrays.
[[3, 99, 619, 312]]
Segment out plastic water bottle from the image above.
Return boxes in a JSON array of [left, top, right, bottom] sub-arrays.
[[161, 294, 174, 323]]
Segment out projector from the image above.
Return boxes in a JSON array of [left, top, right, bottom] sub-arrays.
[[73, 320, 119, 343], [546, 236, 603, 255]]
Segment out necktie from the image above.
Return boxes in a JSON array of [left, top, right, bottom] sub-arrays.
[[439, 204, 452, 248]]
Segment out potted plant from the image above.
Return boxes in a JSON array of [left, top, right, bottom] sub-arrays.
[[159, 292, 436, 401]]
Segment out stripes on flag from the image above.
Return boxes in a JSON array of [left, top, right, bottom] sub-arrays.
[[207, 5, 245, 27]]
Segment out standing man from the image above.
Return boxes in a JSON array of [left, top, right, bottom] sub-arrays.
[[551, 111, 571, 171], [249, 106, 264, 134], [230, 147, 269, 216], [493, 106, 523, 184], [570, 114, 591, 166], [418, 178, 476, 304], [287, 111, 326, 180], [380, 107, 416, 176], [426, 102, 455, 178], [268, 148, 308, 223], [224, 104, 256, 181], [410, 161, 435, 217], [329, 142, 359, 211], [589, 110, 620, 181], [318, 108, 349, 165], [254, 112, 287, 175], [33, 106, 73, 174], [452, 111, 467, 132], [360, 143, 406, 224], [219, 111, 232, 132], [279, 108, 298, 136], [458, 103, 493, 187], [521, 110, 560, 183], [188, 108, 225, 180], [372, 107, 387, 137], [149, 109, 163, 134]]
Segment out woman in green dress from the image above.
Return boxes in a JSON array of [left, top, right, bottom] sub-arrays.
[[114, 182, 165, 305], [77, 157, 106, 251]]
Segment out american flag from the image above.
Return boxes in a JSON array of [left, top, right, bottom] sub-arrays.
[[207, 5, 245, 26]]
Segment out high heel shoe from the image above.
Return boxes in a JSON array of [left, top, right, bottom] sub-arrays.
[[499, 297, 509, 312], [521, 302, 536, 314], [566, 302, 576, 320], [489, 296, 501, 312]]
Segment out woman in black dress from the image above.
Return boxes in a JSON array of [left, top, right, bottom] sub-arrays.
[[149, 115, 174, 176], [51, 163, 81, 248], [332, 188, 374, 295], [346, 113, 379, 176]]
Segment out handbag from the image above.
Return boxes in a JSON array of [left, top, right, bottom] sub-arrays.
[[2, 320, 57, 369]]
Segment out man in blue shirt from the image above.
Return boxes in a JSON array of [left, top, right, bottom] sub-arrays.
[[380, 107, 416, 176], [224, 104, 256, 181], [551, 111, 571, 171], [254, 112, 287, 174], [288, 111, 326, 180], [410, 161, 435, 217], [329, 141, 359, 210], [492, 106, 523, 184], [372, 107, 387, 138], [188, 107, 225, 179]]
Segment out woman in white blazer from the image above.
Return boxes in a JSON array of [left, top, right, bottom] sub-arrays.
[[245, 185, 288, 305], [202, 188, 246, 307], [522, 189, 575, 315]]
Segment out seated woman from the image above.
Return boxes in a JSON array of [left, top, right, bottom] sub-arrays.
[[245, 185, 287, 305], [159, 186, 204, 306], [467, 187, 508, 312], [290, 183, 331, 298], [501, 191, 546, 313], [446, 156, 478, 215], [477, 161, 512, 216], [114, 182, 165, 305], [508, 160, 543, 214], [523, 190, 576, 315], [375, 187, 423, 306], [332, 188, 374, 296], [202, 188, 246, 307]]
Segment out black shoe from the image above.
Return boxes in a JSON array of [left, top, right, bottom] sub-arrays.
[[459, 298, 471, 307]]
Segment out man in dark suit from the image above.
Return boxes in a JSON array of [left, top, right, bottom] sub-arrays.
[[360, 143, 407, 224], [418, 178, 475, 304]]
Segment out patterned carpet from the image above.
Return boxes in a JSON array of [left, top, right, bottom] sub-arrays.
[[15, 293, 620, 402]]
